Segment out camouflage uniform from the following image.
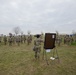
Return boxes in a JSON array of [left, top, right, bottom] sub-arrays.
[[16, 35, 21, 46], [0, 36, 2, 43], [64, 37, 66, 44], [34, 35, 43, 59], [23, 35, 26, 43], [20, 35, 23, 44], [64, 35, 70, 45], [69, 36, 73, 45], [3, 35, 7, 45], [27, 35, 31, 45], [30, 35, 32, 43], [12, 36, 16, 44], [8, 36, 13, 46], [56, 37, 62, 46]]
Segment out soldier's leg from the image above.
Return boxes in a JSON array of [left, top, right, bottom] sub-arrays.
[[38, 49, 40, 59], [28, 40, 30, 45], [9, 41, 10, 46], [27, 40, 29, 45], [10, 41, 12, 46], [24, 39, 25, 43], [35, 51, 37, 59], [18, 41, 20, 46], [21, 40, 23, 44], [37, 52, 40, 59], [58, 41, 60, 46], [5, 41, 6, 45]]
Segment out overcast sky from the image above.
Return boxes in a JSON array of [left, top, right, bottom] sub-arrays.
[[0, 0, 76, 35]]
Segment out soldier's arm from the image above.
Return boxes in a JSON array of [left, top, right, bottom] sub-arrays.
[[34, 40, 36, 45], [40, 39, 44, 43]]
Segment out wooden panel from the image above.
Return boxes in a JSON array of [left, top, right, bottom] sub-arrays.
[[44, 33, 56, 49]]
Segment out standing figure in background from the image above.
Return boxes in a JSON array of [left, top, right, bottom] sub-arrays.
[[56, 37, 62, 46], [0, 36, 2, 43], [8, 36, 12, 46], [3, 35, 7, 45], [27, 35, 30, 45], [33, 34, 44, 60], [8, 33, 13, 46], [12, 35, 16, 45], [27, 35, 32, 45], [30, 35, 32, 43], [23, 35, 26, 43], [16, 35, 21, 46], [20, 35, 23, 44]]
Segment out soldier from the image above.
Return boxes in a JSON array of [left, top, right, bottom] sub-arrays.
[[0, 36, 2, 43], [8, 36, 13, 46], [56, 37, 62, 46], [16, 35, 21, 46], [66, 35, 70, 45], [27, 35, 31, 45], [33, 34, 44, 59], [20, 35, 23, 44], [64, 36, 66, 44], [8, 33, 13, 46], [30, 35, 32, 43], [3, 35, 7, 45], [23, 35, 26, 43], [64, 35, 70, 45], [12, 35, 16, 44], [69, 35, 73, 45]]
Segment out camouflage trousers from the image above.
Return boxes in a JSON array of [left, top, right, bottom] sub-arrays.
[[9, 41, 12, 46], [34, 46, 41, 59]]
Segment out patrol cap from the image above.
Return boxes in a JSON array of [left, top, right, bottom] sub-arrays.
[[34, 34, 41, 38]]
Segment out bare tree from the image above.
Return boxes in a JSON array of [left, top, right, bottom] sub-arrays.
[[56, 31, 59, 36], [56, 30, 59, 38], [13, 26, 21, 35]]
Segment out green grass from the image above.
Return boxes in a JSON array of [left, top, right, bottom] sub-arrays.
[[0, 42, 76, 75], [71, 42, 76, 46]]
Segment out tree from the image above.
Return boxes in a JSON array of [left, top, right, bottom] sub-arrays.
[[56, 30, 59, 38], [13, 26, 21, 35], [56, 31, 59, 36]]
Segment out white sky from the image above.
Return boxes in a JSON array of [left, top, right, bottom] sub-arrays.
[[0, 0, 76, 35]]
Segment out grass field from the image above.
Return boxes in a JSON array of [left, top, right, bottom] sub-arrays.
[[0, 42, 76, 75]]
